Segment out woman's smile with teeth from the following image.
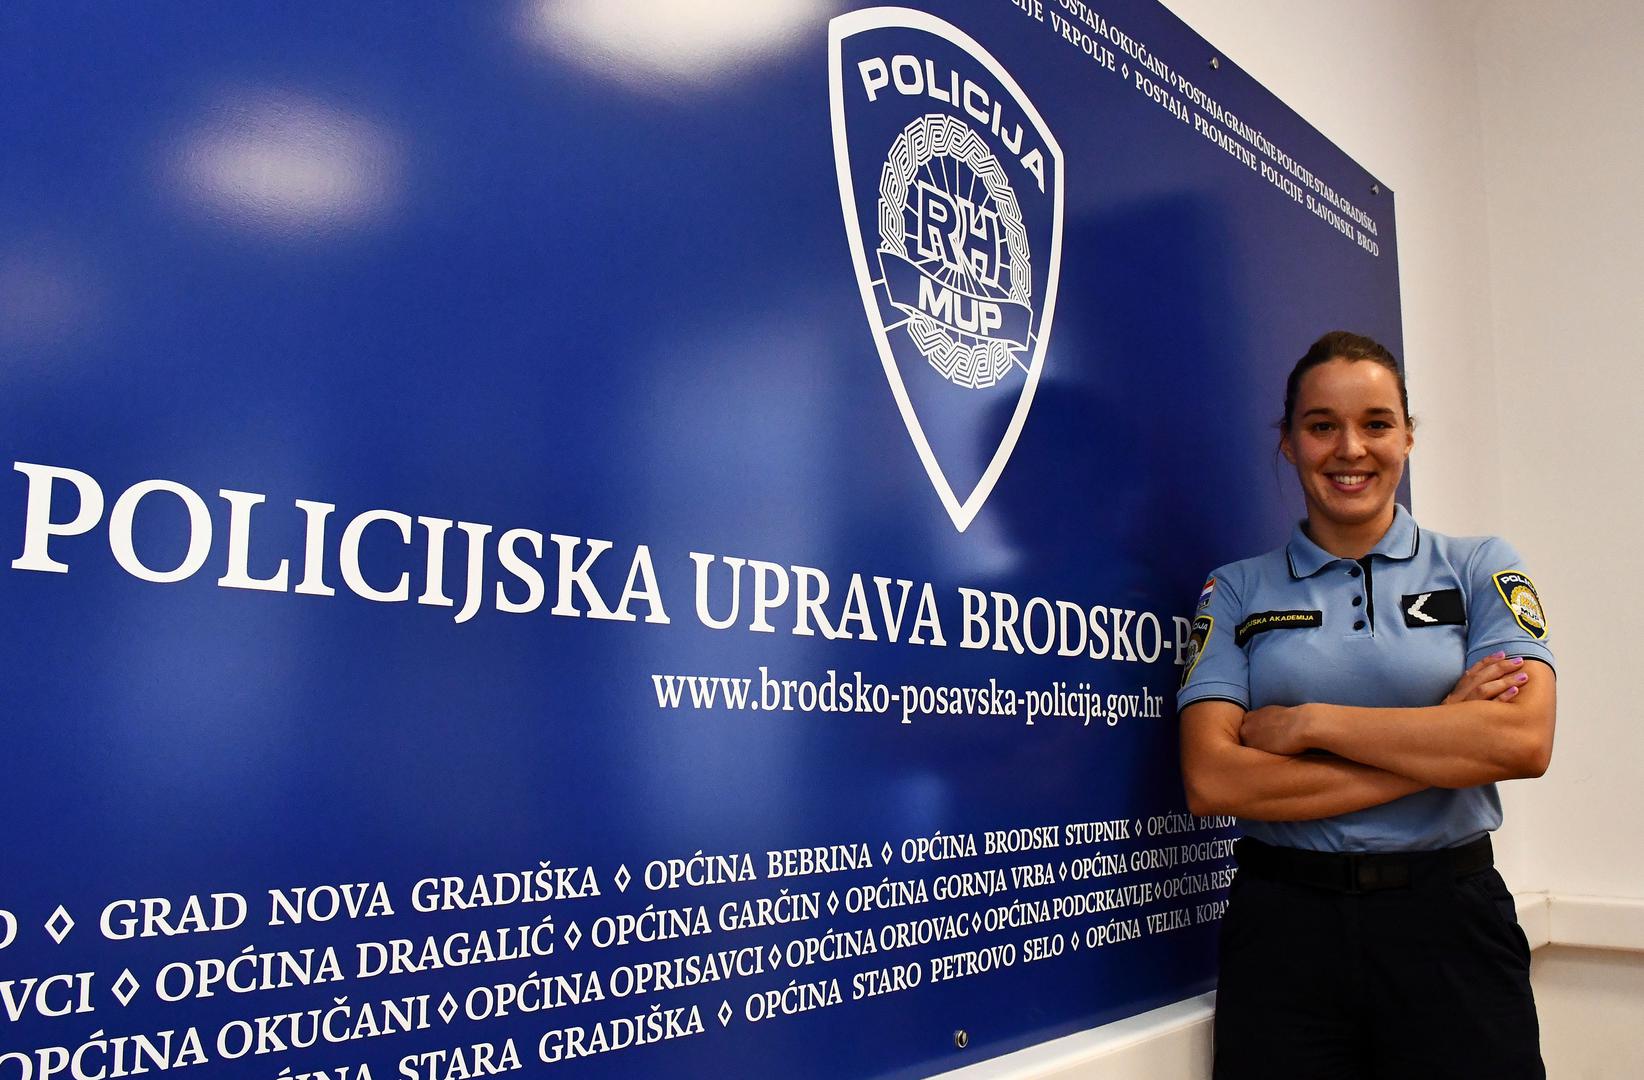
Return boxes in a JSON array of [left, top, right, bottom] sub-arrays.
[[1279, 357, 1414, 550]]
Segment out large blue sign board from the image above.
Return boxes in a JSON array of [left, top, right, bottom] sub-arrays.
[[1, 2, 1400, 1076]]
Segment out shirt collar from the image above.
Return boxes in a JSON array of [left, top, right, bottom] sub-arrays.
[[1286, 504, 1420, 578]]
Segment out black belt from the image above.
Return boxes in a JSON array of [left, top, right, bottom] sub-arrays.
[[1234, 835, 1493, 894]]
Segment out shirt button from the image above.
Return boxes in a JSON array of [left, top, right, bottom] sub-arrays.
[[1348, 567, 1361, 578], [1353, 620, 1366, 630], [1352, 596, 1363, 607]]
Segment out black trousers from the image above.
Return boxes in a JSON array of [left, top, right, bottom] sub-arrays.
[[1213, 846, 1543, 1079]]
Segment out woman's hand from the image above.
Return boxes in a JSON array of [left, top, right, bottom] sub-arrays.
[[1240, 704, 1311, 757], [1444, 651, 1531, 705]]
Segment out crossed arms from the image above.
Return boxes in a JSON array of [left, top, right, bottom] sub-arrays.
[[1179, 654, 1556, 821]]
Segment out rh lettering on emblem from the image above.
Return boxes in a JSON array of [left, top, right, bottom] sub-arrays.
[[831, 9, 1064, 532]]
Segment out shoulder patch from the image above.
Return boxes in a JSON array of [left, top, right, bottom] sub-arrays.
[[1492, 571, 1547, 639], [1196, 577, 1216, 611], [1234, 609, 1322, 646], [1180, 614, 1212, 688], [1401, 588, 1466, 628]]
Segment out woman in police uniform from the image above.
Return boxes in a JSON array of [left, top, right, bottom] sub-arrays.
[[1178, 331, 1554, 1079]]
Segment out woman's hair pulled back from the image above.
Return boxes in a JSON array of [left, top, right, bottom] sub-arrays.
[[1280, 330, 1411, 432]]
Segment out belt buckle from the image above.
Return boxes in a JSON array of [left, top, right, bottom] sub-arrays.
[[1343, 853, 1367, 894], [1344, 853, 1406, 893]]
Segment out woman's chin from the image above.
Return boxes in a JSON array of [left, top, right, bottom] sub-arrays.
[[1306, 491, 1395, 530]]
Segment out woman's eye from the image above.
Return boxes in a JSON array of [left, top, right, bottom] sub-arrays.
[[1310, 422, 1335, 434]]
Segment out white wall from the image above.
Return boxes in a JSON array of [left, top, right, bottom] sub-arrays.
[[1532, 947, 1644, 1080], [945, 0, 1644, 1074], [1471, 0, 1644, 903]]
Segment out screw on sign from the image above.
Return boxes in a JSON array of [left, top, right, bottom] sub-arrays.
[[954, 1030, 970, 1050]]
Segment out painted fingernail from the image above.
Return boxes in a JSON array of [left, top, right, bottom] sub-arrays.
[[1504, 685, 1519, 697], [1490, 651, 1507, 659], [1515, 674, 1528, 683], [1510, 657, 1523, 665]]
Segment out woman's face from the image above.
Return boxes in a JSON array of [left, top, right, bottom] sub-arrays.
[[1280, 357, 1413, 534]]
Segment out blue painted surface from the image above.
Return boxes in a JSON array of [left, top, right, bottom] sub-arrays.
[[0, 2, 1401, 1075]]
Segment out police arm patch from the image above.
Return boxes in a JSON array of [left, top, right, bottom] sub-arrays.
[[1180, 614, 1212, 689], [1492, 571, 1548, 639]]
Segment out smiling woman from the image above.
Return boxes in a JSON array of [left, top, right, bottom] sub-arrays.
[[1276, 333, 1413, 556], [1178, 331, 1555, 1079]]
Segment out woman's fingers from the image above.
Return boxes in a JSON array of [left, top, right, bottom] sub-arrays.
[[1451, 661, 1502, 699], [1474, 671, 1530, 700], [1445, 655, 1525, 703]]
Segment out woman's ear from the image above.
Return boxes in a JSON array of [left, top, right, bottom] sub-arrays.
[[1279, 429, 1296, 465]]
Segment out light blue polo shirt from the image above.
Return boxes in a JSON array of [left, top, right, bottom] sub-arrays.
[[1178, 505, 1554, 852]]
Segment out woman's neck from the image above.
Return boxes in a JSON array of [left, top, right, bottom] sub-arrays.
[[1304, 505, 1397, 561]]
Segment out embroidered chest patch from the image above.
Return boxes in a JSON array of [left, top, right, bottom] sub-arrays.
[[1400, 588, 1466, 627], [1234, 609, 1322, 646]]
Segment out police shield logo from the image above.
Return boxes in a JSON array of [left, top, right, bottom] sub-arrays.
[[1493, 570, 1548, 639], [1181, 615, 1212, 689], [830, 8, 1064, 532]]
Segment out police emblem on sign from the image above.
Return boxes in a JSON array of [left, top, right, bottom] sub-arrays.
[[830, 8, 1064, 532]]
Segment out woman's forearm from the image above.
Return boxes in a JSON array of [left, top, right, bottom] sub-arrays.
[[1300, 692, 1554, 788], [1182, 702, 1427, 820], [1238, 661, 1556, 789], [1189, 747, 1426, 821]]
